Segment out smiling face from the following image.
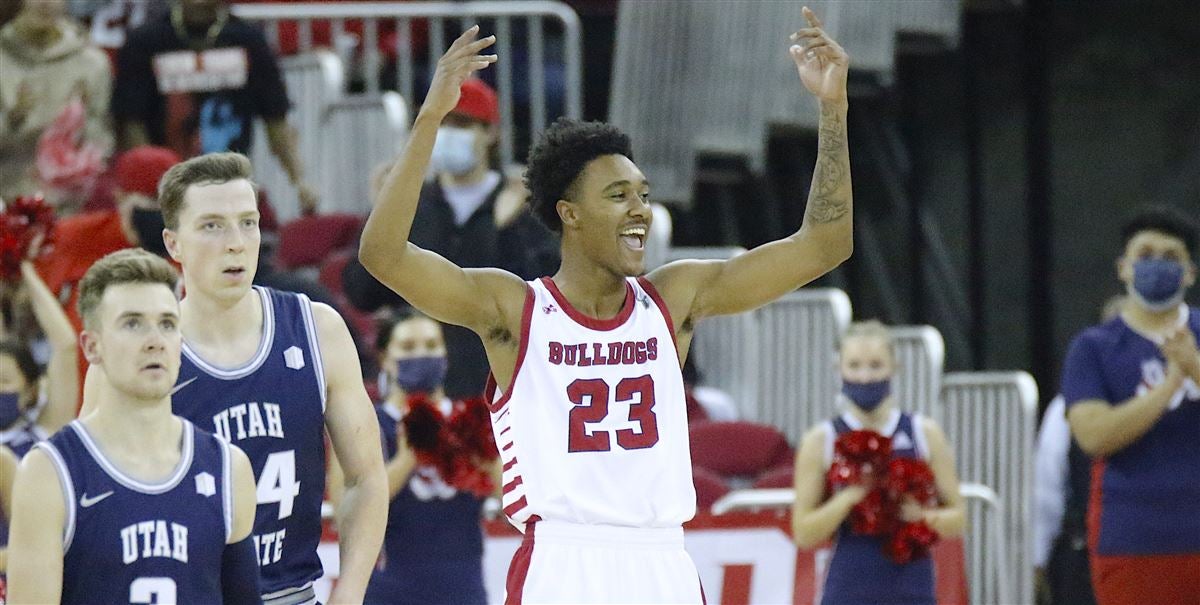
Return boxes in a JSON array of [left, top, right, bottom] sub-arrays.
[[163, 179, 261, 302], [81, 283, 182, 402], [558, 154, 653, 277]]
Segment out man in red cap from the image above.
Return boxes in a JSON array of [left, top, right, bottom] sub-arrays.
[[37, 145, 182, 334], [342, 78, 559, 400]]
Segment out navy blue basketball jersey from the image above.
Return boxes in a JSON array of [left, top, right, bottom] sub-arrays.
[[172, 286, 327, 601], [35, 419, 231, 604], [821, 409, 936, 605], [365, 402, 487, 605]]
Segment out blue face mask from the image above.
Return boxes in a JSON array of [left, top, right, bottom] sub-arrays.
[[1129, 258, 1187, 312], [0, 391, 23, 429], [841, 379, 891, 412], [396, 357, 448, 394]]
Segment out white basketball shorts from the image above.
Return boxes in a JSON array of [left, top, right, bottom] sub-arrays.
[[502, 519, 706, 604]]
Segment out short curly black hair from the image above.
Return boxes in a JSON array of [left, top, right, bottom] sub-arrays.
[[524, 117, 634, 233], [1120, 205, 1198, 256]]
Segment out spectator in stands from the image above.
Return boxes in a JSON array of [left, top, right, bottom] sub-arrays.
[[0, 259, 80, 460], [1061, 206, 1200, 605], [342, 78, 560, 399], [35, 145, 180, 335], [792, 320, 965, 605], [112, 0, 317, 212], [0, 0, 113, 208], [358, 310, 492, 605], [0, 258, 77, 578], [1034, 296, 1124, 605], [69, 0, 169, 63]]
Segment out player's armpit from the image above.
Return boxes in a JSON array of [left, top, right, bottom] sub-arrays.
[[6, 449, 66, 604]]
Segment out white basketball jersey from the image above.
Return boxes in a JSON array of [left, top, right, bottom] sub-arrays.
[[488, 277, 697, 531]]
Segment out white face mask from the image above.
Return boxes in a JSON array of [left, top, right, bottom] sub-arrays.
[[430, 126, 478, 176]]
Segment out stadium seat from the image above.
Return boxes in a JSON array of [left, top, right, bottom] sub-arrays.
[[277, 213, 364, 270], [318, 248, 355, 297], [751, 464, 795, 489], [689, 420, 793, 478], [691, 465, 730, 510]]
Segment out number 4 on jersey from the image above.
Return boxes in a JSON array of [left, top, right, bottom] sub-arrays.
[[257, 450, 300, 519], [567, 375, 659, 452]]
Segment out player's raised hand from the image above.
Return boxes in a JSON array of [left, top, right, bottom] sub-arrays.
[[422, 26, 498, 119], [790, 6, 849, 104]]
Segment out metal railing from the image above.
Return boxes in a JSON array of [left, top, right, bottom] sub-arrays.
[[755, 289, 852, 442], [939, 371, 1037, 605], [710, 481, 1009, 605], [249, 51, 344, 220], [233, 1, 583, 171], [890, 325, 946, 421], [314, 92, 410, 215]]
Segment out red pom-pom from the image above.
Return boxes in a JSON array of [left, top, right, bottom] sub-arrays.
[[401, 394, 498, 498], [885, 458, 939, 507], [834, 430, 892, 478], [448, 396, 499, 460], [849, 488, 899, 537], [401, 394, 446, 455], [884, 521, 940, 564], [0, 194, 57, 281]]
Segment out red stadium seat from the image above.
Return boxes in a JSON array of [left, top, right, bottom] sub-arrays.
[[689, 421, 793, 478], [318, 249, 355, 297], [277, 213, 364, 270], [751, 463, 795, 489], [692, 465, 731, 510]]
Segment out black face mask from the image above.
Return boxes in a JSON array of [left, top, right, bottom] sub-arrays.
[[131, 207, 168, 256]]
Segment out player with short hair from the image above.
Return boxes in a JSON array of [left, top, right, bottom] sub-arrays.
[[1062, 205, 1200, 605], [6, 248, 259, 604], [359, 8, 852, 601], [152, 152, 388, 605]]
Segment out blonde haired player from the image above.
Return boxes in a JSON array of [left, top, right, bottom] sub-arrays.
[[360, 7, 852, 602]]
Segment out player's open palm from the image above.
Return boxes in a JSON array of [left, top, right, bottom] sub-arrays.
[[791, 6, 849, 103], [424, 26, 498, 118]]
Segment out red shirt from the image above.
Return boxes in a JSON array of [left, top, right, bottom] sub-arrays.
[[36, 210, 133, 412], [37, 210, 133, 333]]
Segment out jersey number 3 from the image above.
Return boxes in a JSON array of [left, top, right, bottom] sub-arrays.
[[567, 375, 658, 452]]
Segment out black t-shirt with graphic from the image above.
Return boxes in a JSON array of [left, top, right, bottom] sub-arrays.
[[113, 13, 290, 158]]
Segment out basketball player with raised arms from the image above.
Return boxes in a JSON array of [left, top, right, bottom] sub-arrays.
[[6, 249, 260, 604], [359, 7, 851, 602], [155, 153, 388, 605]]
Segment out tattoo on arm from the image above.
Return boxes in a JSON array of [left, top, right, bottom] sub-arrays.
[[806, 104, 850, 224]]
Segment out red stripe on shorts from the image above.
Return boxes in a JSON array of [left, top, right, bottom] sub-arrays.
[[504, 519, 537, 604]]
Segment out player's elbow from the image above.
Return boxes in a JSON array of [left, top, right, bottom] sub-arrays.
[[357, 236, 390, 278]]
